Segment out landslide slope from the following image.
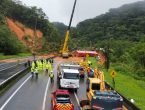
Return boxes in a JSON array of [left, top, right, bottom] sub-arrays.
[[0, 0, 60, 54]]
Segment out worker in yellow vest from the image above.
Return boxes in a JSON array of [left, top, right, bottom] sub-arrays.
[[45, 62, 50, 73], [49, 62, 52, 72], [31, 61, 35, 76], [32, 61, 35, 68], [38, 61, 43, 71], [43, 59, 46, 71], [34, 66, 39, 78], [49, 71, 54, 83]]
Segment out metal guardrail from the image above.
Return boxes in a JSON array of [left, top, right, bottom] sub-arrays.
[[105, 82, 141, 110], [0, 67, 30, 90], [0, 62, 26, 72]]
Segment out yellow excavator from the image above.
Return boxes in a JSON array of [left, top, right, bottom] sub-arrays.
[[61, 0, 77, 58]]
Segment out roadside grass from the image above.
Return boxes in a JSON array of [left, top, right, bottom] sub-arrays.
[[88, 57, 145, 110], [0, 53, 31, 60]]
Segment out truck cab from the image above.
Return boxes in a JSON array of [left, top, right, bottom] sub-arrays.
[[81, 78, 123, 110], [87, 78, 105, 100], [58, 68, 80, 92], [58, 62, 80, 70], [52, 89, 74, 110]]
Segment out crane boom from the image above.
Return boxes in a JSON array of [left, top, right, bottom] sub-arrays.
[[62, 0, 77, 58]]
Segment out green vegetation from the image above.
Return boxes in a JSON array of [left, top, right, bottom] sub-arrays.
[[65, 1, 145, 109], [0, 15, 27, 55], [73, 1, 145, 46], [67, 1, 145, 80], [53, 22, 67, 37], [0, 53, 31, 60], [89, 57, 145, 109], [0, 0, 61, 55]]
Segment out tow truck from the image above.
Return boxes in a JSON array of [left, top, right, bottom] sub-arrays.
[[80, 69, 123, 110], [52, 89, 74, 110]]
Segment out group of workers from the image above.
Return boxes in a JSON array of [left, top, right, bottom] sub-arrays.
[[31, 58, 54, 81]]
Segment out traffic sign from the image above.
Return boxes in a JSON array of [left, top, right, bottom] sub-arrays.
[[110, 70, 117, 78]]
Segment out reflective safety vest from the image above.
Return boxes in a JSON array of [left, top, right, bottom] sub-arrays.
[[46, 64, 49, 69], [49, 64, 52, 71], [43, 61, 46, 69], [31, 67, 34, 72], [49, 73, 54, 78], [39, 62, 43, 70], [34, 67, 38, 73], [32, 61, 35, 69]]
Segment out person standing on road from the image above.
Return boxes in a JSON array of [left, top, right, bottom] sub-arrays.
[[34, 66, 39, 78], [27, 60, 31, 67], [31, 61, 35, 76], [43, 59, 46, 71], [49, 71, 54, 83], [38, 60, 43, 72], [31, 66, 34, 76], [45, 62, 49, 73]]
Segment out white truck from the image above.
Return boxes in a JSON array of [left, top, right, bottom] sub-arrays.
[[57, 67, 80, 92]]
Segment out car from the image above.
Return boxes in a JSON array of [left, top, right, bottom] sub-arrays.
[[51, 89, 74, 110]]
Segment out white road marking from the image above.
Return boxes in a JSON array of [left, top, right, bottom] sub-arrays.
[[0, 75, 31, 110], [74, 92, 81, 110], [42, 78, 50, 110], [42, 59, 61, 110], [0, 68, 28, 86]]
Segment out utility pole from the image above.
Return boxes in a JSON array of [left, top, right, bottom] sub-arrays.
[[33, 15, 38, 61]]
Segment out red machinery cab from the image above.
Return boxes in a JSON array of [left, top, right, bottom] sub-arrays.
[[52, 89, 74, 110]]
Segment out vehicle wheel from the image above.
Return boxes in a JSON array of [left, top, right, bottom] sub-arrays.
[[59, 84, 62, 89], [74, 89, 77, 93]]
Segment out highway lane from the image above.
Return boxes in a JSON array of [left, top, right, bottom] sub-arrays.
[[0, 63, 27, 84], [0, 62, 17, 71], [45, 59, 86, 110], [0, 72, 49, 110], [0, 59, 57, 110], [0, 58, 88, 110]]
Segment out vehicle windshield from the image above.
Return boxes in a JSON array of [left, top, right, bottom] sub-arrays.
[[92, 83, 100, 90], [64, 73, 79, 79], [61, 65, 80, 70], [56, 94, 70, 104]]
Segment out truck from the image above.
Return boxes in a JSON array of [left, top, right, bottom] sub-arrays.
[[80, 70, 123, 110], [58, 62, 85, 78], [57, 65, 80, 92], [52, 89, 74, 110], [58, 62, 80, 70]]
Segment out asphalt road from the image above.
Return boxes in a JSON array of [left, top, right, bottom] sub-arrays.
[[0, 62, 17, 71], [0, 58, 88, 110], [0, 63, 27, 84]]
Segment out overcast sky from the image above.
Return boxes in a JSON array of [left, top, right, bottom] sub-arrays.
[[20, 0, 143, 26]]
